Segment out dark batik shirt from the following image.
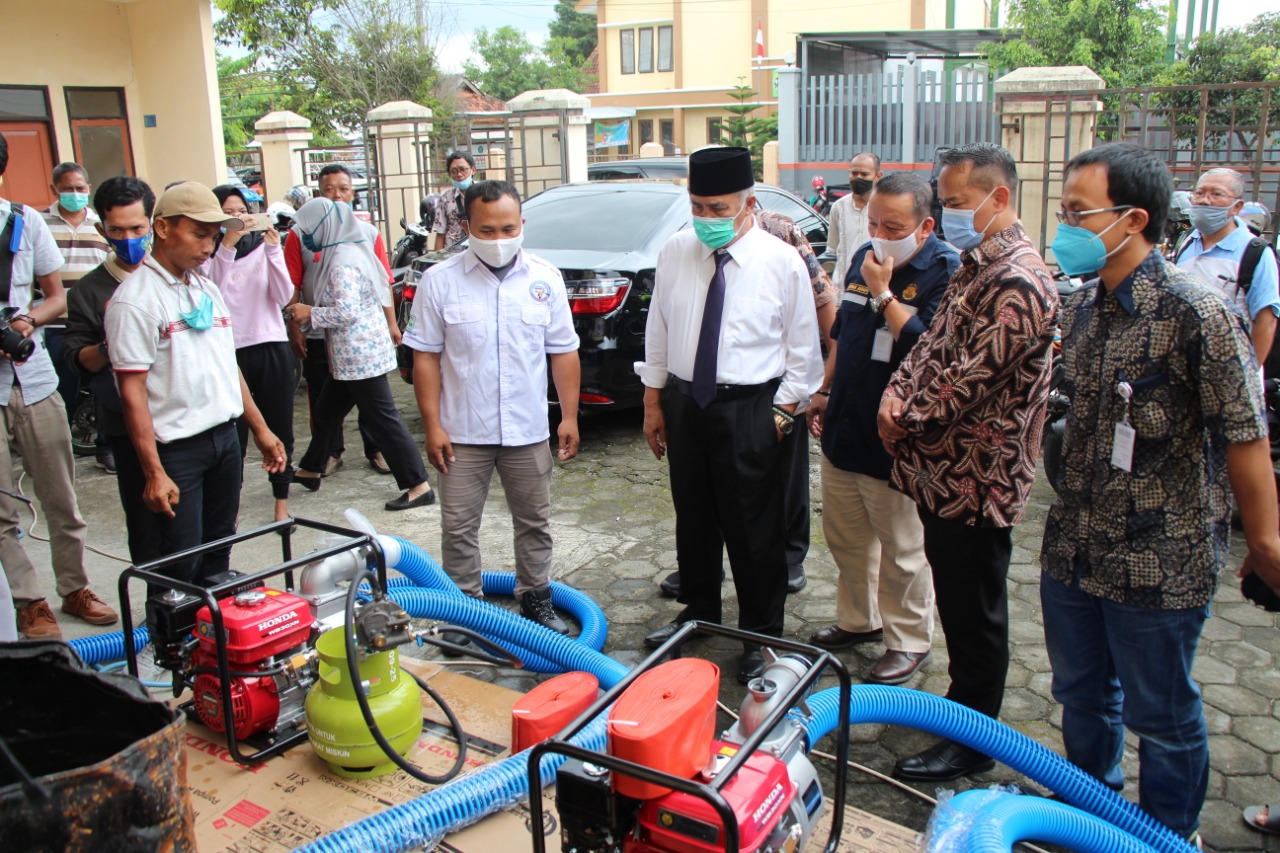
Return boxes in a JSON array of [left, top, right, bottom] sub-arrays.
[[884, 222, 1058, 527], [754, 208, 835, 310], [1041, 249, 1267, 609]]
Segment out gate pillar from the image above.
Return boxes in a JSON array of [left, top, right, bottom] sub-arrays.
[[253, 110, 312, 205], [366, 100, 433, 244]]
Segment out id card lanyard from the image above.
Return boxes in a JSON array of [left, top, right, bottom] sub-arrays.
[[1111, 376, 1135, 472]]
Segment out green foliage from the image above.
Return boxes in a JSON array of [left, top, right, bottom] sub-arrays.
[[464, 25, 591, 102], [218, 53, 283, 150], [722, 79, 778, 178], [547, 0, 597, 68], [981, 0, 1167, 88], [215, 0, 439, 136]]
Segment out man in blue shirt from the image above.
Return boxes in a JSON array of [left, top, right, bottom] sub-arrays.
[[1175, 167, 1280, 365], [806, 172, 959, 685]]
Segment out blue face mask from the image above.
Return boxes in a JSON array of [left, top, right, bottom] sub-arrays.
[[1051, 210, 1134, 277], [299, 202, 337, 253], [692, 202, 745, 249], [940, 188, 998, 251], [59, 192, 90, 213], [451, 176, 473, 191], [108, 232, 150, 266], [179, 287, 214, 332], [300, 230, 320, 253]]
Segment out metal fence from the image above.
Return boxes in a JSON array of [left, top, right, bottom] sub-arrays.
[[800, 66, 998, 163]]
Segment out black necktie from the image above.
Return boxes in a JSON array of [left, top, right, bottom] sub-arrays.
[[692, 250, 731, 408]]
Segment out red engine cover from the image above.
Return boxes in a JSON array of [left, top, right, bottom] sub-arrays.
[[191, 662, 280, 739], [194, 587, 312, 665], [626, 743, 795, 853]]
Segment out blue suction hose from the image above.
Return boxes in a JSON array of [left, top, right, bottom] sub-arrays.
[[799, 686, 1195, 853], [66, 625, 150, 666], [944, 789, 1160, 853]]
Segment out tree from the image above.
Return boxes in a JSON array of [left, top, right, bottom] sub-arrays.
[[215, 0, 442, 135], [218, 53, 286, 150], [547, 0, 597, 68], [981, 0, 1167, 89], [722, 79, 777, 178], [464, 25, 591, 102]]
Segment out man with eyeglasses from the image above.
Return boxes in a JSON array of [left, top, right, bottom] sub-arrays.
[[1042, 144, 1280, 849], [1173, 168, 1279, 366]]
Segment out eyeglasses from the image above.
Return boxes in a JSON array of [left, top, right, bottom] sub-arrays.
[[1055, 205, 1133, 227], [1190, 188, 1238, 203]]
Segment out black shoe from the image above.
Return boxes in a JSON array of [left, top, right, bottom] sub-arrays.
[[807, 625, 883, 650], [520, 588, 569, 635], [643, 620, 685, 649], [786, 564, 807, 594], [737, 649, 767, 685], [94, 452, 117, 475], [894, 739, 996, 782], [439, 629, 471, 659], [292, 471, 322, 492], [385, 488, 436, 511], [658, 569, 727, 599]]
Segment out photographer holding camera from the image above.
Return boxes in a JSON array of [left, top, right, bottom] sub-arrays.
[[0, 134, 115, 639]]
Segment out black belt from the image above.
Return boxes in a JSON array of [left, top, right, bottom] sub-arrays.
[[668, 376, 779, 401]]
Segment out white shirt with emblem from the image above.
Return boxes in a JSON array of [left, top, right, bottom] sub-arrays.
[[403, 248, 579, 446]]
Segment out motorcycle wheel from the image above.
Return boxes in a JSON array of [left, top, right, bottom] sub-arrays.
[[70, 396, 97, 457]]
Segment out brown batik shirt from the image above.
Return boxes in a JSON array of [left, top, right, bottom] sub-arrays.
[[1041, 249, 1267, 609], [755, 208, 835, 311], [884, 222, 1058, 527]]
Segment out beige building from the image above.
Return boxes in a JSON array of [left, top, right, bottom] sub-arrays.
[[579, 0, 992, 156], [0, 0, 226, 209]]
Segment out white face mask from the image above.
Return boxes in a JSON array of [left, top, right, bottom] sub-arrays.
[[870, 224, 923, 268], [470, 233, 523, 268]]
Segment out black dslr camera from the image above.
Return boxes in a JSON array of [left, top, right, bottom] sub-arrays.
[[0, 308, 37, 362]]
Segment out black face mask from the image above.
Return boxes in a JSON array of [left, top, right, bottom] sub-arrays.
[[233, 229, 265, 261], [851, 177, 874, 195]]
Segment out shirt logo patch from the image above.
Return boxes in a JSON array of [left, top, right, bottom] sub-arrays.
[[529, 281, 552, 303], [903, 284, 918, 301], [845, 281, 871, 296]]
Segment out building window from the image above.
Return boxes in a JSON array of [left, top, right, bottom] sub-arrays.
[[660, 119, 675, 156], [638, 120, 654, 146], [620, 29, 635, 75], [638, 28, 654, 73], [0, 86, 57, 208], [707, 118, 724, 145], [64, 87, 134, 185], [658, 26, 674, 72]]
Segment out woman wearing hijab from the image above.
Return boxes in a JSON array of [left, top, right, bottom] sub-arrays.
[[205, 184, 296, 522], [287, 198, 434, 510]]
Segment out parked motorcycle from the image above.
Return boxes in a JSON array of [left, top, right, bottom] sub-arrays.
[[390, 195, 438, 286]]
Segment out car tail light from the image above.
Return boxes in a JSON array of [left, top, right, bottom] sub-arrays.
[[580, 392, 614, 405], [567, 277, 630, 317]]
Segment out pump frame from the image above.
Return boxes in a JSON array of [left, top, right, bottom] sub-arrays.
[[117, 517, 388, 766], [527, 621, 852, 853]]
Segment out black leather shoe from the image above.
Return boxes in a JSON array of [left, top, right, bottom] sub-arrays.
[[737, 649, 767, 685], [643, 621, 685, 649], [658, 569, 726, 599], [894, 739, 995, 782], [292, 471, 322, 492], [385, 488, 436, 511], [520, 588, 569, 635], [807, 625, 884, 650], [868, 650, 931, 685], [786, 564, 807, 594]]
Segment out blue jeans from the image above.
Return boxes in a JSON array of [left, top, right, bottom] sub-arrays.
[[1040, 572, 1209, 837]]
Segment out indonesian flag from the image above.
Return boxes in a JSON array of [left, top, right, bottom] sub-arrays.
[[756, 19, 765, 59]]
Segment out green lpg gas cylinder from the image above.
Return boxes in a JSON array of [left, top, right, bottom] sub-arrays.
[[305, 627, 423, 778]]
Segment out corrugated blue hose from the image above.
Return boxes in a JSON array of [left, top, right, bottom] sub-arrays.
[[947, 789, 1160, 853], [799, 686, 1195, 853], [66, 625, 150, 666]]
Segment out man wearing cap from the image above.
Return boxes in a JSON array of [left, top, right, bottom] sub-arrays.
[[106, 182, 286, 586], [637, 147, 822, 683]]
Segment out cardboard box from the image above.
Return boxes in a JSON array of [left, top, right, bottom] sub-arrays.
[[185, 660, 519, 852]]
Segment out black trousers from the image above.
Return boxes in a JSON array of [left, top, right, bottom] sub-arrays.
[[918, 506, 1013, 718], [297, 373, 428, 492], [302, 337, 377, 460], [781, 426, 810, 570], [153, 421, 242, 586], [106, 433, 163, 567], [235, 341, 296, 500], [663, 381, 787, 640], [42, 326, 78, 426]]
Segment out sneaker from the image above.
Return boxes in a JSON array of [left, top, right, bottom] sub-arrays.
[[520, 587, 569, 635], [95, 452, 117, 474], [321, 455, 344, 477], [17, 599, 62, 639], [62, 587, 119, 626]]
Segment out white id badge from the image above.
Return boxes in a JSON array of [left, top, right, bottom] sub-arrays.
[[871, 328, 893, 362], [1111, 422, 1136, 472]]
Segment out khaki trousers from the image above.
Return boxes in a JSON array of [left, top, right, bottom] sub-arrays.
[[0, 393, 89, 606], [821, 456, 933, 653]]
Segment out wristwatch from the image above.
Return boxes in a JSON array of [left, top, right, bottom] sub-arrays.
[[870, 291, 897, 314]]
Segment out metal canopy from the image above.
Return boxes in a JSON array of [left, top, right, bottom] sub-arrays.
[[798, 28, 1019, 59]]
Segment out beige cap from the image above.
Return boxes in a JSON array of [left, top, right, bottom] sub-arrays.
[[153, 182, 244, 231]]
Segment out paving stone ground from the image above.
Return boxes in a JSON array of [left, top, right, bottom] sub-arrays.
[[50, 382, 1280, 851]]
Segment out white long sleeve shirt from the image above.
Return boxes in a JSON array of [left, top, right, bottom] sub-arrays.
[[635, 224, 822, 406]]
